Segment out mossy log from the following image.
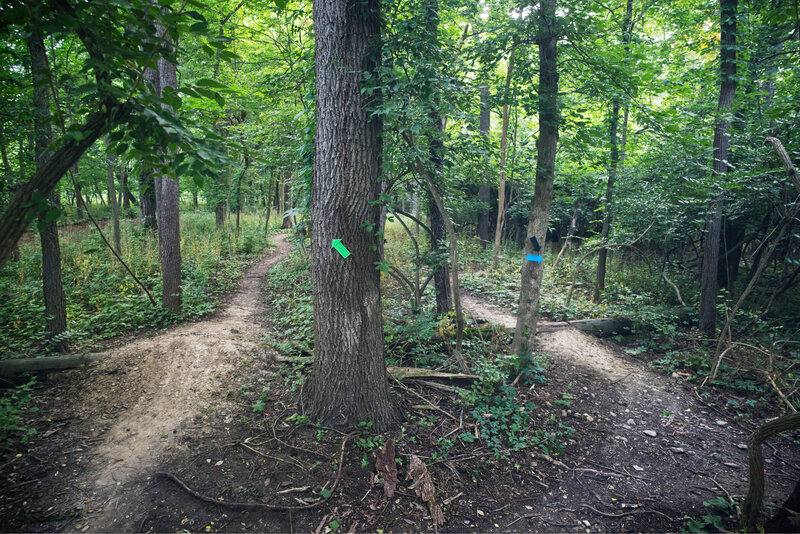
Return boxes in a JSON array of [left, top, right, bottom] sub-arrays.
[[0, 353, 105, 378]]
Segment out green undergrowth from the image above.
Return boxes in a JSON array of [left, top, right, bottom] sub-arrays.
[[0, 378, 38, 445], [0, 211, 275, 358], [266, 246, 574, 459], [458, 235, 799, 412]]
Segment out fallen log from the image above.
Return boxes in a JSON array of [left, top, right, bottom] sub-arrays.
[[387, 367, 479, 382], [0, 353, 105, 378], [273, 355, 479, 382], [538, 317, 633, 337]]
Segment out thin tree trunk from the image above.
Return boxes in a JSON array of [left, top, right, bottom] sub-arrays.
[[264, 175, 272, 237], [305, 0, 399, 431], [29, 26, 68, 353], [594, 0, 632, 302], [512, 0, 559, 356], [0, 122, 11, 177], [281, 179, 293, 229], [492, 53, 515, 268], [477, 85, 491, 249], [553, 201, 579, 270], [105, 136, 121, 255], [594, 100, 620, 301], [699, 0, 738, 338], [139, 64, 159, 231], [423, 0, 452, 315]]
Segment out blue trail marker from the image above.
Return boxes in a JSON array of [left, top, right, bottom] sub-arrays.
[[526, 254, 543, 263]]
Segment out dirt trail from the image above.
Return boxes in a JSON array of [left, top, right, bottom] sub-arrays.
[[460, 291, 798, 532], [59, 235, 290, 532]]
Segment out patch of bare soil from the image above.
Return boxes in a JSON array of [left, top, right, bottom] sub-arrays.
[[3, 263, 798, 533]]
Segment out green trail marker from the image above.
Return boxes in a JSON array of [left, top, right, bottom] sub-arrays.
[[332, 239, 351, 258]]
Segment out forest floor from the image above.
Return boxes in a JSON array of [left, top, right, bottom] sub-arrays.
[[1, 235, 798, 533]]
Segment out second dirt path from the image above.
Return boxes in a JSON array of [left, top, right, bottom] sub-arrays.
[[59, 234, 290, 532]]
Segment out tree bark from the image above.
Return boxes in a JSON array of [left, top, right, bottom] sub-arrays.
[[304, 0, 399, 431], [699, 0, 738, 338], [156, 46, 182, 314], [106, 136, 121, 254], [477, 85, 491, 249], [492, 53, 515, 268], [139, 63, 159, 231], [512, 0, 559, 356], [29, 26, 68, 353], [594, 99, 620, 302]]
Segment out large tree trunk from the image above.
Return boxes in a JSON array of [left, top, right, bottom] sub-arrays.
[[699, 0, 738, 338], [156, 48, 182, 314], [304, 0, 399, 432], [29, 27, 68, 353], [492, 54, 515, 268], [512, 0, 559, 356], [477, 85, 491, 249]]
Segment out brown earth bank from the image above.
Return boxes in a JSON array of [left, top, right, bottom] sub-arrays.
[[1, 238, 798, 533]]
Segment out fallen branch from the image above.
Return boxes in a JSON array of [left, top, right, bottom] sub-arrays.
[[742, 413, 800, 530], [156, 433, 351, 511]]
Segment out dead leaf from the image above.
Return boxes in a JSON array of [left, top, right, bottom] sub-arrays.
[[406, 454, 444, 526], [375, 440, 398, 498]]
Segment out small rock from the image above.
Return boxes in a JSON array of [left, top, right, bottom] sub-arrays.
[[736, 443, 748, 450], [670, 447, 685, 454], [643, 430, 657, 437], [621, 424, 631, 430], [582, 519, 591, 527], [716, 420, 728, 426], [585, 414, 595, 423], [610, 411, 617, 417], [477, 510, 484, 517], [627, 418, 636, 426], [633, 465, 645, 471], [723, 462, 739, 468], [561, 410, 567, 418], [215, 460, 223, 466]]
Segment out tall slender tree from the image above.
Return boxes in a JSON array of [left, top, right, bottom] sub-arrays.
[[156, 35, 182, 314], [492, 53, 515, 268], [106, 136, 121, 254], [477, 85, 491, 248], [699, 0, 738, 338], [594, 0, 634, 302], [513, 0, 559, 356], [425, 0, 451, 315], [28, 24, 68, 352], [304, 0, 399, 431]]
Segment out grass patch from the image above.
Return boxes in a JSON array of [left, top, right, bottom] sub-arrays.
[[0, 211, 274, 358]]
